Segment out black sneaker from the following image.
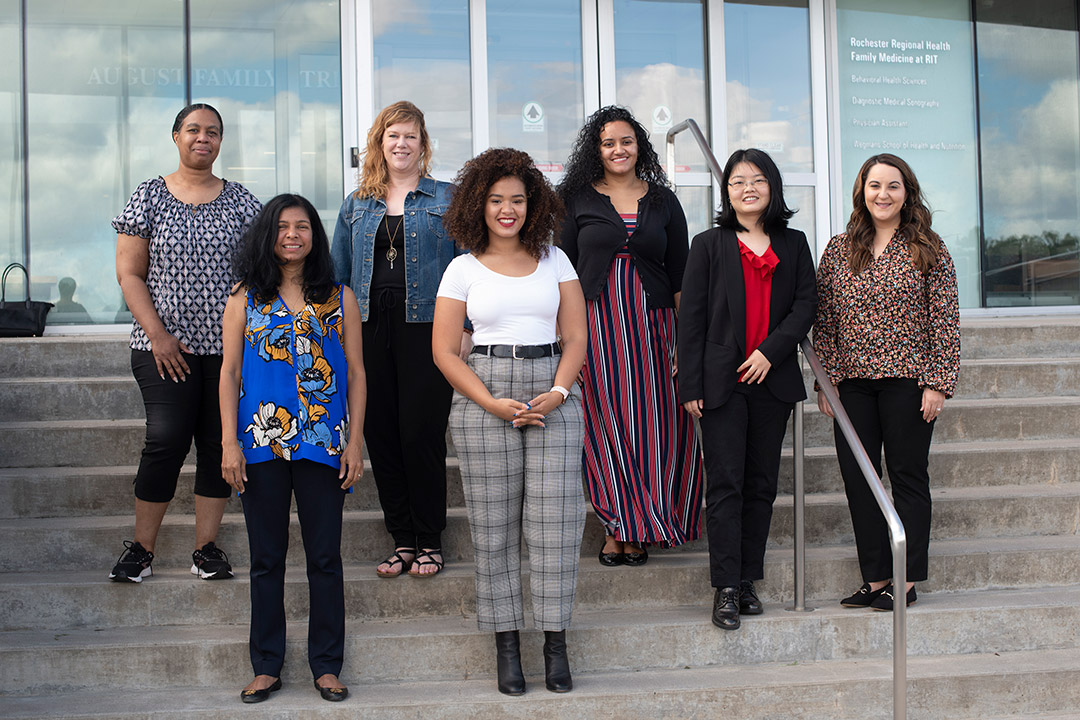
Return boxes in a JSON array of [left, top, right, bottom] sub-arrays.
[[109, 540, 154, 583], [191, 541, 234, 580]]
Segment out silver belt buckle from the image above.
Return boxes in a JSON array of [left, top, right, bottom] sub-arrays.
[[512, 344, 524, 359]]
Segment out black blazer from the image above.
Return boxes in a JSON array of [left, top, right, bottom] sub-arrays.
[[677, 226, 818, 408]]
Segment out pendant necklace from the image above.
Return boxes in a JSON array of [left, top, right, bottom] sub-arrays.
[[385, 215, 403, 269]]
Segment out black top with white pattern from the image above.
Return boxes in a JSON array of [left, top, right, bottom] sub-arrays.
[[112, 177, 262, 355]]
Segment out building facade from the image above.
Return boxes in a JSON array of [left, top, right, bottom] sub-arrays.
[[2, 0, 1078, 329]]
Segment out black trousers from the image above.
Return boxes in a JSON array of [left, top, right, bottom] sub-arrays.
[[834, 378, 934, 583], [130, 349, 228, 502], [699, 383, 794, 589], [241, 459, 346, 679], [363, 289, 452, 550]]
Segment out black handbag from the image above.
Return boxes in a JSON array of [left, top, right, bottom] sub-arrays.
[[0, 263, 53, 337]]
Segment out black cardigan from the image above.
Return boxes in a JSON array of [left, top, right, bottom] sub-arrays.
[[558, 184, 688, 309], [677, 226, 818, 408]]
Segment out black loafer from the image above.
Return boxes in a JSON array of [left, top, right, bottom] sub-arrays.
[[712, 587, 740, 630], [739, 579, 763, 615], [870, 584, 917, 611], [314, 679, 349, 702], [623, 545, 648, 567], [598, 545, 624, 566], [840, 582, 888, 608], [240, 677, 281, 704]]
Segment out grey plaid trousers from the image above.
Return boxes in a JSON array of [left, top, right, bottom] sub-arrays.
[[449, 354, 586, 632]]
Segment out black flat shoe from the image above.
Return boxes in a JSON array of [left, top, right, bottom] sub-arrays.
[[739, 579, 763, 615], [314, 679, 349, 702], [622, 544, 648, 567], [240, 677, 281, 704], [840, 582, 888, 608], [598, 545, 624, 566], [712, 587, 740, 630], [870, 584, 917, 611]]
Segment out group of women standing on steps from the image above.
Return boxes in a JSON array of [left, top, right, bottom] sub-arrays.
[[111, 97, 958, 703]]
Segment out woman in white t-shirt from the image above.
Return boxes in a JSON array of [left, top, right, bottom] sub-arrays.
[[433, 147, 588, 697]]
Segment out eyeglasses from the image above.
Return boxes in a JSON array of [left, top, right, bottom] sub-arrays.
[[728, 178, 769, 191]]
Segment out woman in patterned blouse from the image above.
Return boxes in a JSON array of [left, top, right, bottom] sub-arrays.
[[220, 194, 365, 703], [813, 153, 960, 612], [112, 103, 262, 584]]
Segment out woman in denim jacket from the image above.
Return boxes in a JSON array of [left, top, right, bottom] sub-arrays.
[[331, 101, 464, 578]]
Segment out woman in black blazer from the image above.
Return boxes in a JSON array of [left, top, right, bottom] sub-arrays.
[[678, 148, 817, 630]]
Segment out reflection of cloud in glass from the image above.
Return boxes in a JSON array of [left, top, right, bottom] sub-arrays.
[[373, 64, 472, 172], [616, 62, 706, 170], [727, 80, 813, 172], [976, 24, 1076, 83], [981, 78, 1080, 239]]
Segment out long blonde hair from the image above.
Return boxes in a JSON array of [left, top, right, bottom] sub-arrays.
[[355, 101, 432, 199]]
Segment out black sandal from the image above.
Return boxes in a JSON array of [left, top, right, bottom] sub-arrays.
[[376, 548, 415, 578], [408, 548, 444, 578]]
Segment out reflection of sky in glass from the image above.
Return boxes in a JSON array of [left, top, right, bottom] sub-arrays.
[[614, 0, 707, 172], [837, 1, 981, 307], [487, 0, 582, 168], [724, 1, 813, 173], [374, 0, 471, 173], [785, 185, 816, 256], [977, 16, 1080, 306], [19, 0, 342, 324]]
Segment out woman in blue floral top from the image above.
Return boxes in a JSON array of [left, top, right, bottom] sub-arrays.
[[220, 194, 365, 704]]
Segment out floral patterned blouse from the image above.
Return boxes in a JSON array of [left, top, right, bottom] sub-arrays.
[[813, 230, 960, 397], [237, 286, 349, 468], [113, 177, 262, 355]]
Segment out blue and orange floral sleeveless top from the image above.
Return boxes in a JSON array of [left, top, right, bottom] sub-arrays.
[[237, 285, 349, 469]]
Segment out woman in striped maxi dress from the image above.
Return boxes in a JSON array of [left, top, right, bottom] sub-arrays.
[[558, 106, 702, 566]]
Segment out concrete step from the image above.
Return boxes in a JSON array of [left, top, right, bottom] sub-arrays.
[[1, 482, 1077, 572], [2, 439, 1075, 520], [0, 335, 131, 379], [7, 354, 1078, 423], [3, 536, 1078, 633], [6, 396, 1078, 468], [958, 315, 1080, 359], [3, 646, 1079, 719], [3, 646, 1078, 719], [2, 585, 1080, 695]]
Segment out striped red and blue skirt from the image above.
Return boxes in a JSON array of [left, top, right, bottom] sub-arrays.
[[580, 249, 703, 548]]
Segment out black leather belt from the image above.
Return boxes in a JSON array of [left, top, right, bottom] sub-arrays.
[[471, 342, 561, 359]]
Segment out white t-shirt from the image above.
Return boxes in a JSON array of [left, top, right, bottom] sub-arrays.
[[437, 246, 579, 346]]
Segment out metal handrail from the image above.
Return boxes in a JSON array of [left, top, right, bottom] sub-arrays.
[[666, 121, 909, 719]]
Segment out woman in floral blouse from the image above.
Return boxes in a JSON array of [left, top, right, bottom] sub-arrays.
[[220, 194, 365, 704], [814, 153, 960, 612]]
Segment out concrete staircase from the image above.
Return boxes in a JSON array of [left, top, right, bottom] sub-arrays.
[[0, 317, 1078, 719]]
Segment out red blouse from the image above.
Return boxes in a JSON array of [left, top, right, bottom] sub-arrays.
[[739, 240, 779, 373]]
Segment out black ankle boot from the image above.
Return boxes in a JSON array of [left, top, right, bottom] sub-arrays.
[[712, 586, 741, 630], [495, 631, 526, 695], [543, 630, 573, 693]]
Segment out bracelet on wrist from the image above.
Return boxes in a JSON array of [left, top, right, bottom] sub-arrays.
[[550, 385, 570, 404]]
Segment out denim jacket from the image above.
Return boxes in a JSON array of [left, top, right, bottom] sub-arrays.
[[330, 176, 460, 322]]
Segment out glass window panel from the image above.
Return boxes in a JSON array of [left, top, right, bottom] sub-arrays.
[[26, 1, 184, 325], [373, 0, 471, 174], [976, 1, 1080, 307], [190, 0, 343, 222], [836, 0, 981, 308], [676, 185, 712, 240], [724, 0, 814, 173], [0, 0, 22, 276], [785, 185, 816, 255], [487, 0, 583, 170], [614, 0, 707, 173]]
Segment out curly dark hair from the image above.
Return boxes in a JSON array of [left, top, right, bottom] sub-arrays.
[[558, 105, 668, 203], [443, 148, 564, 261], [232, 194, 335, 305], [847, 153, 941, 275]]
